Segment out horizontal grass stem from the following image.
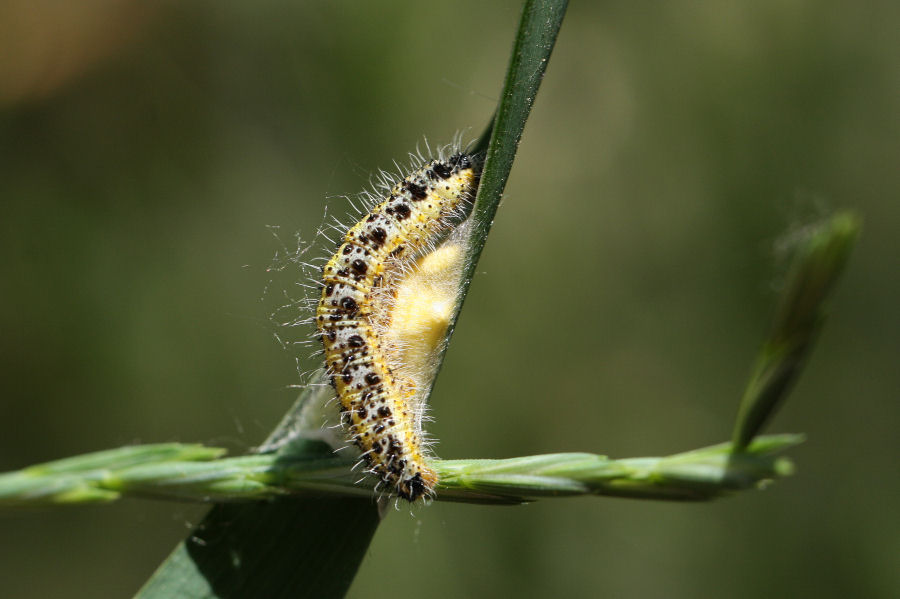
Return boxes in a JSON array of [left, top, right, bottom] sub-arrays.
[[0, 434, 801, 508]]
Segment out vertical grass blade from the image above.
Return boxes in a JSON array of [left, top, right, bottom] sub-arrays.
[[137, 1, 569, 596], [463, 0, 569, 296], [137, 496, 381, 599]]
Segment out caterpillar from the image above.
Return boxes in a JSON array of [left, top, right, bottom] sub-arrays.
[[316, 151, 480, 501]]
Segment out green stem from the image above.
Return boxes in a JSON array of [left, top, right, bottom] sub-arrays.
[[0, 434, 800, 508]]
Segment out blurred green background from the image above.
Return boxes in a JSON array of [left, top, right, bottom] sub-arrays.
[[1, 1, 897, 597]]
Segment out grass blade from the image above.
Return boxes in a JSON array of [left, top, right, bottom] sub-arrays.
[[137, 1, 570, 596]]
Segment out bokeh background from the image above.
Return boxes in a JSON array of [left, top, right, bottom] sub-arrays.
[[1, 1, 897, 597]]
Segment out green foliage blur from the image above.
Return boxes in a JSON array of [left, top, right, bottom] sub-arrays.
[[1, 2, 897, 598]]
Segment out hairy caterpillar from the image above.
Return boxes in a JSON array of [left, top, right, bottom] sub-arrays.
[[316, 151, 480, 501]]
